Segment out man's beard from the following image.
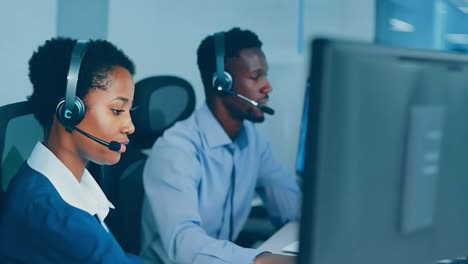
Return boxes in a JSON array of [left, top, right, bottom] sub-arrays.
[[245, 107, 265, 123], [225, 101, 265, 123]]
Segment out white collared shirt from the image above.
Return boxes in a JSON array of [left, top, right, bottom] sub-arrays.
[[27, 142, 115, 231]]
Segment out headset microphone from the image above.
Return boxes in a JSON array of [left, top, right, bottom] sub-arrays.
[[212, 32, 275, 116], [73, 126, 122, 152], [55, 40, 122, 153], [215, 85, 275, 115]]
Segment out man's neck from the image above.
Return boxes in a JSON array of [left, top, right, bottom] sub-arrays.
[[207, 100, 242, 140]]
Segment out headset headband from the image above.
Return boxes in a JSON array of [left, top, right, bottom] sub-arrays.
[[214, 32, 225, 84], [65, 40, 88, 115]]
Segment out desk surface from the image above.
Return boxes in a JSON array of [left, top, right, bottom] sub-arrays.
[[258, 221, 298, 255]]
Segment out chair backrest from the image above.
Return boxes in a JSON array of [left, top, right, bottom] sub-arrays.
[[104, 75, 196, 254], [0, 101, 44, 212]]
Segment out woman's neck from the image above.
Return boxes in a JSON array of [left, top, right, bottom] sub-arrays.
[[45, 125, 87, 182]]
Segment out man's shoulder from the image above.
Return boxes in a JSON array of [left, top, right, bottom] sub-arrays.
[[166, 112, 200, 135], [157, 110, 204, 146]]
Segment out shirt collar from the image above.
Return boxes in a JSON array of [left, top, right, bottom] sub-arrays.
[[197, 103, 249, 150], [27, 142, 115, 224]]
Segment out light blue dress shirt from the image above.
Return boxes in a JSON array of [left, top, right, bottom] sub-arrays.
[[140, 103, 301, 264]]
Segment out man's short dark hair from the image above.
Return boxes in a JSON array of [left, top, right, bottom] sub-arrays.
[[27, 37, 135, 130], [196, 27, 262, 97]]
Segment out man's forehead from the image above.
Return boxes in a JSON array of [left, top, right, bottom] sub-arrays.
[[227, 48, 267, 71]]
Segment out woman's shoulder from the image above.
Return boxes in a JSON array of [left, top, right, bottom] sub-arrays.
[[2, 164, 110, 248], [5, 162, 63, 208], [3, 162, 93, 228]]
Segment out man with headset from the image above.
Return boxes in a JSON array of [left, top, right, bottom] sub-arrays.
[[140, 28, 301, 264]]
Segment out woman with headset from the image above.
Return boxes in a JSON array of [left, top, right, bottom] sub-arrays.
[[0, 37, 141, 263]]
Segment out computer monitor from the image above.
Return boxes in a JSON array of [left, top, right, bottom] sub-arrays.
[[297, 38, 468, 264]]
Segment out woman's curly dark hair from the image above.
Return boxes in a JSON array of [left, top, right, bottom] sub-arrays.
[[27, 37, 135, 130]]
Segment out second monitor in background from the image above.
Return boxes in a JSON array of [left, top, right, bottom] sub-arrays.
[[298, 38, 468, 264]]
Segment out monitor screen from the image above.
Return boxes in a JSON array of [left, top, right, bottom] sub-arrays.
[[295, 78, 311, 176], [298, 38, 468, 264]]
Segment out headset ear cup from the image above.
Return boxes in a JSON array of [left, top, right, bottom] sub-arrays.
[[55, 99, 66, 126], [55, 97, 86, 129], [72, 97, 86, 125], [212, 71, 233, 92], [213, 32, 233, 93]]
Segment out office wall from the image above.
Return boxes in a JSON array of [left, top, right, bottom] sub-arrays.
[[0, 0, 57, 106], [443, 1, 468, 51], [108, 0, 375, 174], [376, 0, 437, 49], [305, 0, 375, 42], [107, 0, 301, 101], [57, 0, 109, 39]]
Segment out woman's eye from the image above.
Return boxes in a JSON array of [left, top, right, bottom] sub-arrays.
[[112, 109, 125, 115]]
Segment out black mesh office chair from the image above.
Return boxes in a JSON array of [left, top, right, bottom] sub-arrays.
[[0, 101, 44, 213], [0, 101, 104, 212], [103, 75, 196, 254]]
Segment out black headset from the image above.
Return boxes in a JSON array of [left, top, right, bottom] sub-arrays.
[[212, 32, 236, 241], [212, 32, 233, 92], [55, 40, 88, 132], [54, 40, 121, 152], [211, 32, 275, 115]]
